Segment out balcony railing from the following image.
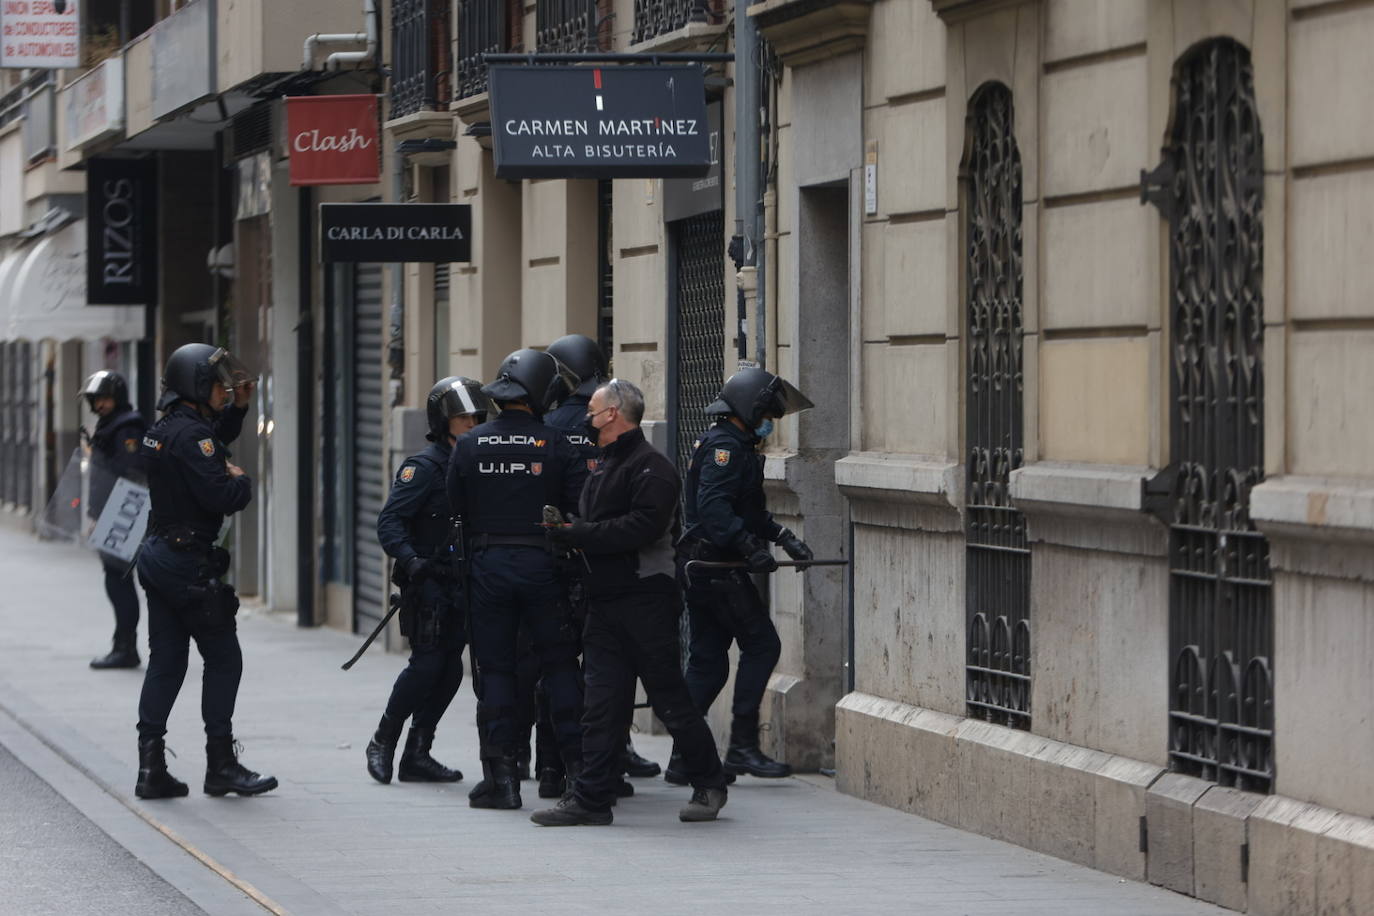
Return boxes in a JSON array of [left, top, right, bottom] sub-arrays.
[[391, 0, 454, 119], [632, 0, 721, 44], [536, 0, 598, 53], [456, 0, 509, 100]]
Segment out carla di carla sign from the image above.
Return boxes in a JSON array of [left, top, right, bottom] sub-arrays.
[[490, 65, 711, 179], [320, 203, 471, 263], [287, 95, 380, 186], [1, 0, 79, 69]]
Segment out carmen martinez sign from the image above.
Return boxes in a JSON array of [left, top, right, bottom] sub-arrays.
[[490, 65, 712, 179], [319, 203, 472, 263]]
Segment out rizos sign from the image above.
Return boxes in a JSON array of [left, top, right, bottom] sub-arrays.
[[86, 157, 157, 306], [320, 203, 472, 263], [490, 65, 711, 179]]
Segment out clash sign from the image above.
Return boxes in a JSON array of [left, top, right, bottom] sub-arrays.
[[489, 65, 712, 180]]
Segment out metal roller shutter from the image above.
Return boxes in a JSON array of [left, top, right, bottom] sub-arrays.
[[352, 264, 388, 634]]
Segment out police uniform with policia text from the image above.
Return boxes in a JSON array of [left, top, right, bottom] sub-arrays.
[[364, 377, 492, 786], [446, 348, 587, 810], [133, 343, 277, 801], [81, 370, 148, 670], [674, 368, 814, 782]]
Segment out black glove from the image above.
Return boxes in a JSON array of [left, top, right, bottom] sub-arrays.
[[736, 533, 778, 574], [775, 528, 813, 562], [402, 556, 431, 583], [546, 516, 589, 549]]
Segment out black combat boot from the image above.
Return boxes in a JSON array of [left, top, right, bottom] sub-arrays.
[[538, 766, 567, 799], [623, 737, 661, 778], [397, 728, 463, 782], [679, 786, 727, 823], [665, 750, 733, 786], [469, 755, 520, 810], [530, 795, 613, 827], [467, 758, 494, 804], [365, 714, 403, 784], [135, 737, 188, 799], [91, 640, 140, 670], [204, 737, 278, 797], [723, 714, 791, 779]]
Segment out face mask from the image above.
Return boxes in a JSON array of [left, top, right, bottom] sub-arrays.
[[585, 418, 601, 444], [754, 418, 774, 440]]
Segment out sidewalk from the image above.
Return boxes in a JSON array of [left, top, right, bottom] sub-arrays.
[[0, 528, 1226, 915]]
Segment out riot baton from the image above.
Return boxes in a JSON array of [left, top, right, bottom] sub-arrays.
[[341, 592, 403, 671], [682, 558, 849, 587]]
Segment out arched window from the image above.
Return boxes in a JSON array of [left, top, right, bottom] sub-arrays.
[[963, 82, 1030, 729], [1142, 38, 1272, 792]]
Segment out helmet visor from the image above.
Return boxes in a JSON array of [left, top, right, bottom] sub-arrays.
[[207, 348, 256, 391], [80, 371, 110, 398], [438, 379, 495, 421], [763, 376, 814, 418], [547, 356, 581, 410]]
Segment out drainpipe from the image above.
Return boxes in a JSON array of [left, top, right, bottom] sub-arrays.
[[302, 0, 377, 70], [734, 0, 762, 366], [388, 146, 406, 406]]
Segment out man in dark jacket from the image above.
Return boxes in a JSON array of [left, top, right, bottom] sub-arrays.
[[531, 379, 728, 826], [80, 370, 147, 669]]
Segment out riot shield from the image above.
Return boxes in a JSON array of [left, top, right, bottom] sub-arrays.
[[87, 476, 150, 574], [35, 448, 88, 542]]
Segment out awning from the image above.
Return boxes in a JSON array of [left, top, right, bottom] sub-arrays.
[[3, 219, 143, 342]]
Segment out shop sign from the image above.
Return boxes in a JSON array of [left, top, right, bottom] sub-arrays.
[[286, 95, 381, 186], [1, 0, 80, 69], [663, 99, 723, 222], [86, 157, 157, 306], [490, 65, 711, 179], [320, 203, 471, 263], [151, 0, 215, 120], [62, 56, 124, 150]]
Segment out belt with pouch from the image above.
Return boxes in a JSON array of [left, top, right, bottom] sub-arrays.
[[469, 533, 548, 551], [147, 520, 217, 553]]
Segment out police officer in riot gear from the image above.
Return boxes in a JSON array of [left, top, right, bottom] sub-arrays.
[[366, 377, 493, 785], [81, 370, 148, 669], [544, 334, 661, 787], [446, 348, 587, 810], [672, 367, 814, 782], [134, 343, 276, 800]]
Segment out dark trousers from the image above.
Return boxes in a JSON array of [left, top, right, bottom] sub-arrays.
[[101, 554, 140, 644], [575, 586, 725, 811], [135, 538, 242, 741], [468, 547, 582, 762], [682, 570, 781, 720], [384, 580, 466, 731]]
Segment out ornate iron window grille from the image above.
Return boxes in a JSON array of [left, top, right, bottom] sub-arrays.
[[391, 0, 454, 119], [632, 0, 721, 45], [536, 0, 598, 53], [963, 83, 1031, 730], [672, 209, 726, 475], [1143, 39, 1273, 794], [456, 0, 509, 100]]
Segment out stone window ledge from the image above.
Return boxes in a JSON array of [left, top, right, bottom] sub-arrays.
[[627, 22, 729, 56], [1251, 476, 1374, 545], [832, 451, 961, 510], [747, 0, 872, 68], [1009, 461, 1156, 523]]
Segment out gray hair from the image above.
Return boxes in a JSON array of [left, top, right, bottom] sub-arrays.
[[597, 378, 644, 425]]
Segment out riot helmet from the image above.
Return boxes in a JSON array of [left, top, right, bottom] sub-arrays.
[[547, 334, 608, 398], [159, 343, 255, 411], [425, 376, 493, 441], [704, 367, 814, 428], [480, 348, 578, 415], [80, 370, 129, 410]]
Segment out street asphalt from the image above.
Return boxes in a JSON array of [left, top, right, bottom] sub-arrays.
[[0, 524, 1229, 915]]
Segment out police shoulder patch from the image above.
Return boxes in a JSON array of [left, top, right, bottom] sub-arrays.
[[198, 438, 216, 457], [399, 465, 416, 483], [530, 462, 544, 476], [713, 448, 731, 467], [124, 438, 139, 453]]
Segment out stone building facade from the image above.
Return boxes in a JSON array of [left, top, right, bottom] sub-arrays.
[[396, 1, 1373, 910]]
